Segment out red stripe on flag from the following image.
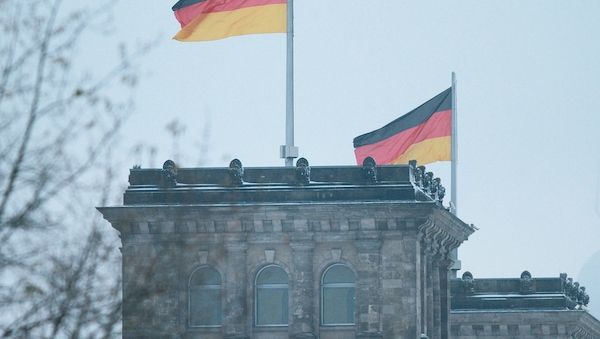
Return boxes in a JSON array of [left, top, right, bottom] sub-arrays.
[[354, 109, 451, 165], [175, 0, 286, 27]]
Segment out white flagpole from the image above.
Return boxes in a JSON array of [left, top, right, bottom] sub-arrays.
[[280, 0, 298, 166], [450, 71, 461, 277]]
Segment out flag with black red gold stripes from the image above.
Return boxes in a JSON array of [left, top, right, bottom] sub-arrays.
[[353, 88, 452, 166], [172, 0, 287, 42]]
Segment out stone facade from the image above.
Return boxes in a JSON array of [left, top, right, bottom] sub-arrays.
[[450, 272, 600, 338], [99, 159, 474, 339]]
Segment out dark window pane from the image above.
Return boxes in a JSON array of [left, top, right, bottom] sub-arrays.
[[190, 267, 221, 286], [323, 265, 355, 284], [256, 266, 288, 284], [256, 288, 288, 325], [323, 287, 355, 324], [190, 288, 221, 326]]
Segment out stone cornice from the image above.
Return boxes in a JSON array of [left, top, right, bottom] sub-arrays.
[[98, 202, 475, 252], [418, 208, 475, 259], [97, 202, 436, 234]]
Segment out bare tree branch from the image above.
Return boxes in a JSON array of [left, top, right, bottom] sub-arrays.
[[0, 0, 63, 221]]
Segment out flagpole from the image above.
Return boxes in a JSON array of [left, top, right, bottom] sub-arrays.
[[280, 0, 298, 166], [450, 71, 461, 277], [451, 72, 457, 214]]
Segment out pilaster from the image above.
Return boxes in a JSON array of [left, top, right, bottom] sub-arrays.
[[356, 232, 383, 339], [431, 256, 442, 339], [290, 234, 317, 339], [438, 258, 453, 339], [224, 236, 249, 339]]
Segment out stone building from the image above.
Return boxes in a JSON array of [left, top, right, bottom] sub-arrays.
[[99, 159, 600, 339], [450, 271, 600, 338], [99, 159, 475, 339]]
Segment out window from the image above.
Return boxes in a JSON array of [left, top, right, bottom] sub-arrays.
[[189, 267, 221, 327], [321, 264, 355, 325], [255, 265, 289, 326]]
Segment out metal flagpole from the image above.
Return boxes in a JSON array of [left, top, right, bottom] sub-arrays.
[[280, 0, 298, 166], [450, 71, 461, 277], [451, 72, 457, 215]]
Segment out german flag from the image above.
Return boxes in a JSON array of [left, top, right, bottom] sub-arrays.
[[353, 88, 452, 166], [172, 0, 287, 42]]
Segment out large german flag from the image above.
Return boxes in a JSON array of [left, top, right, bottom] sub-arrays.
[[172, 0, 287, 42], [353, 88, 452, 165]]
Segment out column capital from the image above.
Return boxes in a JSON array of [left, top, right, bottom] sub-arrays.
[[438, 258, 454, 271]]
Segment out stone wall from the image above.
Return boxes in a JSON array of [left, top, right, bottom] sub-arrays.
[[100, 201, 471, 339], [450, 310, 600, 339]]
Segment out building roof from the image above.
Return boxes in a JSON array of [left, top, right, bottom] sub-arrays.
[[122, 158, 446, 206], [451, 271, 591, 312]]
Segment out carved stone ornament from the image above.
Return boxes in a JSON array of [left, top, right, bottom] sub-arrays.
[[228, 158, 244, 186], [437, 185, 446, 202], [565, 278, 575, 299], [330, 248, 342, 261], [160, 160, 177, 187], [519, 270, 535, 294], [416, 166, 426, 187], [461, 271, 475, 294], [264, 249, 275, 263], [362, 156, 377, 183], [430, 177, 440, 195], [296, 157, 310, 185], [581, 286, 590, 306], [423, 171, 434, 192], [198, 250, 208, 265]]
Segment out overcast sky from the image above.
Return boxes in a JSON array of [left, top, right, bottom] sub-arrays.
[[80, 1, 600, 315]]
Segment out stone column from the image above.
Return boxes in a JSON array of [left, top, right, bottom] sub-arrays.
[[356, 233, 382, 338], [290, 235, 316, 339], [224, 237, 249, 339], [438, 258, 453, 339]]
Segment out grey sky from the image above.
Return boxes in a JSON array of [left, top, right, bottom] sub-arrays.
[[81, 1, 600, 314]]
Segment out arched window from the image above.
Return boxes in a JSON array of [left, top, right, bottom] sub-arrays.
[[255, 265, 289, 326], [321, 264, 355, 325], [189, 267, 221, 327]]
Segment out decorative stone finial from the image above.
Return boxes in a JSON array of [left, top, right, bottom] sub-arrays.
[[160, 160, 177, 187], [437, 185, 446, 202], [431, 177, 440, 195], [461, 271, 475, 294], [415, 165, 425, 187], [228, 159, 244, 186], [296, 158, 310, 185], [565, 278, 576, 300], [423, 172, 434, 192], [520, 270, 535, 294], [362, 156, 377, 184], [581, 286, 590, 306]]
